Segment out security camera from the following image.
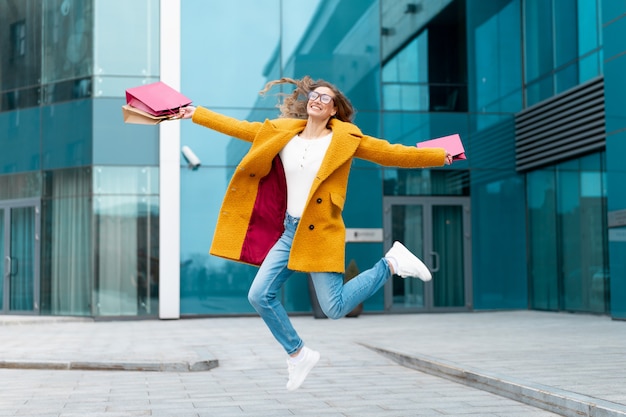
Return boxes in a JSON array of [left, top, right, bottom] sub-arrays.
[[181, 146, 201, 169]]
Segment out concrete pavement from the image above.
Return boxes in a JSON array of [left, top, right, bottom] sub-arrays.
[[0, 311, 624, 416]]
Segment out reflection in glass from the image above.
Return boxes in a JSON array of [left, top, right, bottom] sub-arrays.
[[41, 0, 94, 84], [469, 0, 522, 114], [527, 153, 608, 313], [522, 0, 602, 107], [382, 0, 468, 113], [527, 169, 558, 310]]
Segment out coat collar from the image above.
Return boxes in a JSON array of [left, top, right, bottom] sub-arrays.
[[247, 117, 364, 182]]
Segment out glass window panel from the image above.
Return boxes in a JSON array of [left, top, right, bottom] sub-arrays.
[[93, 0, 158, 98], [382, 58, 399, 82], [1, 87, 41, 112], [470, 0, 522, 113], [577, 0, 599, 56], [383, 84, 428, 111], [581, 172, 602, 198], [383, 169, 469, 196], [400, 35, 428, 83], [41, 0, 93, 84], [0, 109, 42, 173], [383, 34, 428, 83], [43, 168, 91, 198], [554, 0, 578, 68], [40, 196, 92, 316], [527, 169, 559, 310], [524, 0, 553, 82], [499, 90, 524, 113], [180, 253, 258, 315], [0, 172, 42, 200], [391, 205, 425, 308], [182, 0, 280, 109], [527, 154, 609, 314], [525, 76, 553, 107], [382, 32, 431, 111], [382, 84, 402, 110], [94, 195, 159, 316], [93, 166, 158, 195], [41, 101, 93, 170], [555, 63, 578, 94], [0, 0, 42, 92], [579, 152, 602, 170], [393, 41, 420, 82], [432, 205, 465, 307], [282, 0, 380, 109], [9, 207, 35, 311], [93, 99, 159, 166], [562, 158, 606, 313], [40, 167, 92, 315], [579, 52, 601, 84], [557, 169, 583, 310]]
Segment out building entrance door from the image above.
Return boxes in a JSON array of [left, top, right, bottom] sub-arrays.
[[0, 199, 40, 314], [383, 196, 471, 312]]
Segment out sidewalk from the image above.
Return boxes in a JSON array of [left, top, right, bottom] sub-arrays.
[[0, 311, 624, 417]]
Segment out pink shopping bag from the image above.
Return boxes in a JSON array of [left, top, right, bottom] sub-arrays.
[[125, 81, 192, 117], [416, 134, 466, 160]]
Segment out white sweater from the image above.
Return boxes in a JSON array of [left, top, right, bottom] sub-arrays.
[[279, 133, 332, 218]]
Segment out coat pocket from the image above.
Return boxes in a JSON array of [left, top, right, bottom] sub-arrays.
[[330, 192, 345, 210]]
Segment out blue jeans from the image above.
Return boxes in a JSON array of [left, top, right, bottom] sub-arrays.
[[248, 213, 392, 355]]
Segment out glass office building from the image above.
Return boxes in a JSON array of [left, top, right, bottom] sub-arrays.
[[1, 0, 625, 320]]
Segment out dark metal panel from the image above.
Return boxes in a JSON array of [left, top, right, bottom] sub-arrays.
[[514, 77, 605, 172]]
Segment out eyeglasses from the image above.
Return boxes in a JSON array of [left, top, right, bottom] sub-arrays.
[[308, 91, 334, 104]]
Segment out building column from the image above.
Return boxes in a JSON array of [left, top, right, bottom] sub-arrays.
[[158, 0, 181, 319]]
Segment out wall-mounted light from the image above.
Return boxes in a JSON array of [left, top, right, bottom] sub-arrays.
[[181, 146, 201, 169]]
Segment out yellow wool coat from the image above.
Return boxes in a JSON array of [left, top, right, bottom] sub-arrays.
[[192, 106, 446, 273]]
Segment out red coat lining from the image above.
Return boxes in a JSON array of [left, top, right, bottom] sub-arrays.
[[239, 155, 287, 265]]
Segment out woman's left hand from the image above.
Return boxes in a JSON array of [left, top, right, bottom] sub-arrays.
[[444, 152, 453, 165], [179, 105, 196, 119]]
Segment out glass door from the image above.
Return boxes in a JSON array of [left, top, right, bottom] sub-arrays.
[[1, 199, 40, 314], [383, 196, 471, 312]]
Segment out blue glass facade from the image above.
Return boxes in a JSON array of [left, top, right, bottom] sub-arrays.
[[1, 0, 625, 319], [603, 2, 626, 320]]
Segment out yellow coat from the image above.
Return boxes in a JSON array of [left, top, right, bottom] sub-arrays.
[[192, 106, 446, 273]]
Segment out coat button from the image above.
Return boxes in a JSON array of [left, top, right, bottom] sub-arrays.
[[250, 173, 256, 177], [308, 224, 314, 230], [316, 198, 322, 203]]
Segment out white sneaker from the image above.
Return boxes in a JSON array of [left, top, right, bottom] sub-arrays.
[[385, 241, 432, 281], [286, 346, 320, 391]]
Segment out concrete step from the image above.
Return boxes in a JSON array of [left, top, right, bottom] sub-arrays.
[[364, 344, 626, 417]]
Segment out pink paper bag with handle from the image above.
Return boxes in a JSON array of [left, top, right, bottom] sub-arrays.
[[126, 81, 192, 117], [416, 134, 466, 160]]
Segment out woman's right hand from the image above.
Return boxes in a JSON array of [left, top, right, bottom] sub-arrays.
[[179, 105, 196, 119]]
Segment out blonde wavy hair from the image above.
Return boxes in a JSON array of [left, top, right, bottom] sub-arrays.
[[259, 76, 355, 122]]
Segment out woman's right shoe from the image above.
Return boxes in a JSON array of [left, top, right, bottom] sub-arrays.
[[385, 241, 432, 282]]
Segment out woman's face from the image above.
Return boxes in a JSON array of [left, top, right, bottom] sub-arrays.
[[307, 86, 337, 120]]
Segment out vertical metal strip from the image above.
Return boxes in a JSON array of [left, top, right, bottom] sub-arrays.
[[158, 0, 181, 319]]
